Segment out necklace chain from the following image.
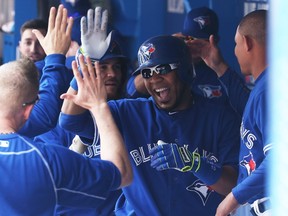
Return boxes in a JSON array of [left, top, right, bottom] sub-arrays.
[[0, 131, 16, 135]]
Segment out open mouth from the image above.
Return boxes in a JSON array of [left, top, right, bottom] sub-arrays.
[[155, 87, 170, 102]]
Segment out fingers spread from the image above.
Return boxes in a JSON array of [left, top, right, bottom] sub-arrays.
[[101, 9, 108, 32], [94, 7, 102, 32], [87, 9, 94, 33], [66, 17, 74, 37], [72, 60, 83, 86], [94, 61, 101, 79], [54, 4, 64, 31], [81, 16, 88, 35], [47, 6, 57, 32], [60, 7, 68, 32], [86, 57, 96, 78]]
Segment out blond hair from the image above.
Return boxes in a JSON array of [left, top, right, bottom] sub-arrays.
[[0, 58, 39, 113]]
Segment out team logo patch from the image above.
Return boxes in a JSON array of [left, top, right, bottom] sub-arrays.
[[193, 16, 211, 29], [240, 152, 256, 176], [187, 179, 213, 206], [198, 85, 222, 98], [108, 41, 121, 55], [0, 140, 9, 147], [138, 43, 156, 65]]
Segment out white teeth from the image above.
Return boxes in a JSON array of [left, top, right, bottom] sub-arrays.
[[155, 87, 168, 92]]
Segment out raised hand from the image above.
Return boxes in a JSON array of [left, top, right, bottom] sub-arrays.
[[189, 35, 228, 76], [33, 4, 73, 55], [60, 55, 107, 110], [80, 7, 112, 60]]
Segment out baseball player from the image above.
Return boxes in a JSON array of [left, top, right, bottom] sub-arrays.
[[35, 7, 129, 216], [17, 4, 73, 138], [60, 34, 241, 215], [19, 18, 48, 63], [126, 7, 250, 117], [0, 8, 132, 215], [215, 10, 271, 216]]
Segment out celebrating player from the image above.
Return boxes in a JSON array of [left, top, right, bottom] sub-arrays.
[[60, 33, 241, 215], [126, 6, 250, 117], [0, 8, 132, 215]]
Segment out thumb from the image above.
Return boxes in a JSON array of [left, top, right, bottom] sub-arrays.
[[60, 93, 76, 101], [209, 35, 217, 47]]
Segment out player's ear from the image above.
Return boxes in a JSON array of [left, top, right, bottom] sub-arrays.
[[22, 104, 34, 121], [243, 35, 253, 51]]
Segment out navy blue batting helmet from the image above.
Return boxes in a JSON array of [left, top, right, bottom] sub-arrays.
[[133, 35, 193, 85]]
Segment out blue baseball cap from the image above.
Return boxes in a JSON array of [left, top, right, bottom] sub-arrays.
[[182, 7, 219, 39], [61, 0, 91, 17], [61, 0, 91, 45]]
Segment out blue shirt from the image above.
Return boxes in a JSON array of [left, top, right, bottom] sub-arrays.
[[232, 70, 272, 204], [0, 133, 121, 215], [60, 96, 240, 215]]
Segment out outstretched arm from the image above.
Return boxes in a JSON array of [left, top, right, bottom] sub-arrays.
[[190, 35, 250, 115], [61, 54, 132, 187], [19, 5, 74, 137], [61, 6, 111, 116]]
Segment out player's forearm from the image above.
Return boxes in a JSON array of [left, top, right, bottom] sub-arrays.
[[215, 192, 240, 216], [61, 87, 87, 115], [90, 103, 133, 187], [210, 165, 238, 196]]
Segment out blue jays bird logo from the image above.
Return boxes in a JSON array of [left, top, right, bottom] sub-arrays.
[[240, 152, 256, 176], [187, 180, 213, 206], [138, 43, 155, 65], [193, 16, 211, 29], [198, 85, 222, 98]]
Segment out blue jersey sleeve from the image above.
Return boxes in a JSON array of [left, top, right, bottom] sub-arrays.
[[125, 75, 149, 98], [19, 54, 72, 137], [34, 123, 75, 147], [59, 111, 95, 139], [219, 68, 250, 116], [34, 59, 45, 79]]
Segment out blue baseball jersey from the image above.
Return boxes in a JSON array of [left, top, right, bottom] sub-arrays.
[[34, 122, 75, 147], [126, 62, 250, 116], [232, 70, 272, 204], [34, 59, 45, 78], [0, 133, 121, 216], [60, 96, 240, 215], [35, 123, 123, 216], [19, 54, 72, 137]]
